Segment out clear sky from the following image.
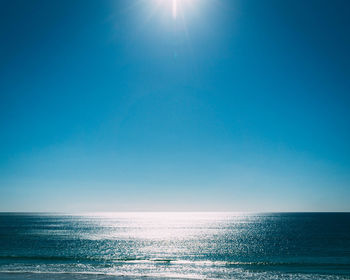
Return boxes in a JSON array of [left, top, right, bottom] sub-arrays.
[[0, 0, 349, 212]]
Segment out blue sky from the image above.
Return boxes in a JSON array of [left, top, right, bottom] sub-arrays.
[[0, 0, 349, 212]]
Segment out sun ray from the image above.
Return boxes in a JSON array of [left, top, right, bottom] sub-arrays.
[[173, 0, 177, 19]]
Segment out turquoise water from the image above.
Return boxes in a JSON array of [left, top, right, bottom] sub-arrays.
[[0, 212, 349, 279]]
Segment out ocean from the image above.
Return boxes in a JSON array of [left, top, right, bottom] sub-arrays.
[[0, 212, 349, 279]]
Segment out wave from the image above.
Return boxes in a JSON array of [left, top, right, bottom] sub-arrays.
[[0, 271, 207, 280], [0, 255, 173, 263], [0, 255, 349, 268], [0, 269, 348, 280]]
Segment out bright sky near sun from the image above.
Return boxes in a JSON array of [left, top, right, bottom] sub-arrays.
[[0, 0, 350, 212], [150, 0, 197, 19]]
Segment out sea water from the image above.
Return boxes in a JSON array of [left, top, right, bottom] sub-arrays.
[[0, 212, 349, 279]]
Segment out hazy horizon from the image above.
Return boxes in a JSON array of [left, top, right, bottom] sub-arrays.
[[1, 0, 350, 212]]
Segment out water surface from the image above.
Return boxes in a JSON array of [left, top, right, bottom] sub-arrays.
[[0, 212, 349, 279]]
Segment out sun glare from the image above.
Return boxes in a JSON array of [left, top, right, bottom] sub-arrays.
[[152, 0, 198, 20], [173, 0, 177, 19]]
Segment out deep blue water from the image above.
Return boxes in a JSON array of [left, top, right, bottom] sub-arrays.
[[0, 212, 349, 279]]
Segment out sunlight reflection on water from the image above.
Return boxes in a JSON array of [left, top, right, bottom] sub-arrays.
[[0, 213, 349, 279]]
